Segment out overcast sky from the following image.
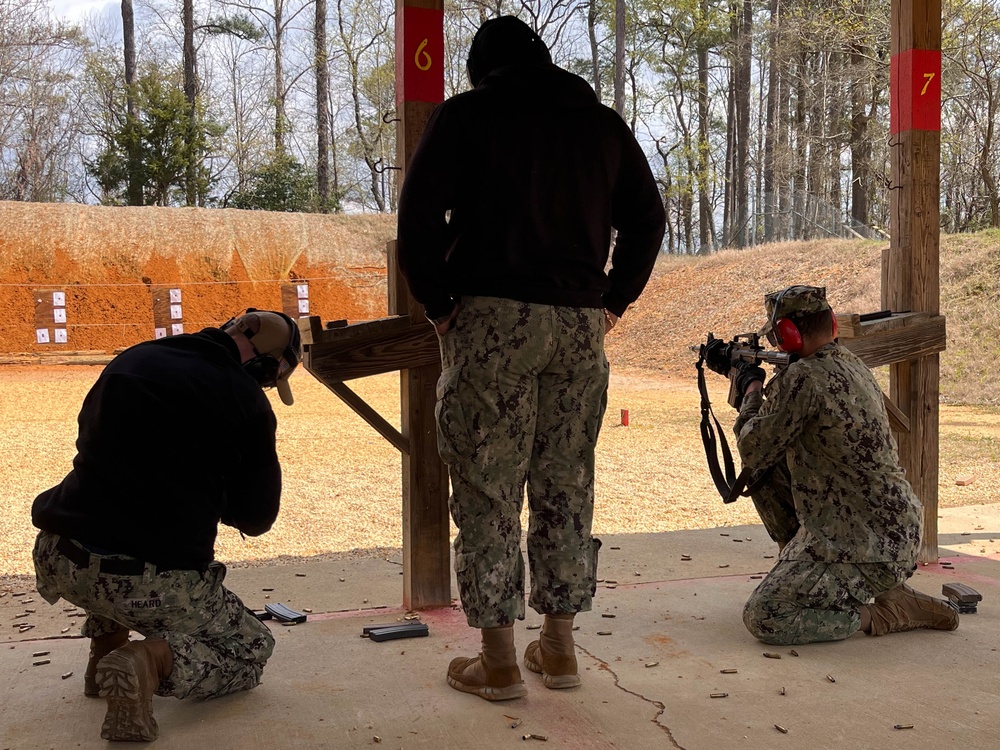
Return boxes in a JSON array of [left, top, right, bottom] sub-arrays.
[[50, 0, 116, 22]]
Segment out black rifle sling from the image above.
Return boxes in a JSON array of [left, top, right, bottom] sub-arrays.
[[696, 357, 738, 502], [697, 355, 777, 504]]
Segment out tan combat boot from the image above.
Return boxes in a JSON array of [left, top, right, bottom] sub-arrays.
[[447, 624, 527, 701], [862, 582, 960, 636], [95, 639, 174, 741], [523, 613, 581, 689], [84, 628, 130, 697]]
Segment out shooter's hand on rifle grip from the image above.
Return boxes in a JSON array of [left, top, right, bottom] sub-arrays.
[[734, 362, 766, 399], [704, 338, 731, 376]]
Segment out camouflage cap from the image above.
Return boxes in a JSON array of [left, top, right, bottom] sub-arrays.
[[759, 285, 831, 335]]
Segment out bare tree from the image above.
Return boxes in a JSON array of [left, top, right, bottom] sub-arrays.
[[315, 0, 330, 209]]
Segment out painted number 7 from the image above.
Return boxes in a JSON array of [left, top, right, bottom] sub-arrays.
[[921, 72, 935, 96]]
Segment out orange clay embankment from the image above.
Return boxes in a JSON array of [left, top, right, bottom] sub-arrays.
[[0, 202, 397, 354]]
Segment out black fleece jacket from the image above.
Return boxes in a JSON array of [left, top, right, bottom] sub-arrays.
[[397, 63, 666, 320], [32, 328, 281, 571]]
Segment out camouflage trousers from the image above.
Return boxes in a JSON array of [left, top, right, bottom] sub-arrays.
[[747, 461, 799, 549], [743, 560, 914, 645], [436, 296, 608, 628], [33, 531, 274, 700]]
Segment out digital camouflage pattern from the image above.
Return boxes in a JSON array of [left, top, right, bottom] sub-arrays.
[[758, 285, 832, 336], [743, 560, 913, 644], [733, 341, 921, 643], [744, 461, 799, 550], [33, 531, 274, 700], [734, 343, 922, 564], [436, 296, 608, 628]]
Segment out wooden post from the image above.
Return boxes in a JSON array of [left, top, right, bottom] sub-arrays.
[[393, 0, 451, 609], [886, 0, 942, 563]]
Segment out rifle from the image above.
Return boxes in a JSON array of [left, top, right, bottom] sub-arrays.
[[692, 332, 796, 503], [693, 332, 796, 408]]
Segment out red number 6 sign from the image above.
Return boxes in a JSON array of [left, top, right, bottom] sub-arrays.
[[395, 6, 444, 107]]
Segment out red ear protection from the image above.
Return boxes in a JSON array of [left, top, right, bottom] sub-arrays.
[[773, 317, 803, 353]]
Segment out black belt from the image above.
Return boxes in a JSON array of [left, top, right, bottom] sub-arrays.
[[55, 536, 181, 576]]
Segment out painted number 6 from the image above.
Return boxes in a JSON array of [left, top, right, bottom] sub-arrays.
[[415, 38, 432, 71]]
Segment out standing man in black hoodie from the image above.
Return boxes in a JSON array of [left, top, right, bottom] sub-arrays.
[[397, 16, 666, 701], [31, 309, 301, 741]]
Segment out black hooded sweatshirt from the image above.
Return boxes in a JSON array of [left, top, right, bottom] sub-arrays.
[[31, 328, 281, 571], [397, 63, 666, 321]]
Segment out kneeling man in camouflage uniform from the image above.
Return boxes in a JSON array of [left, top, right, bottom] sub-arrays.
[[31, 309, 301, 741], [730, 286, 958, 644]]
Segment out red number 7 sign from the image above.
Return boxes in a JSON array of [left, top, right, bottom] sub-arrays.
[[890, 48, 942, 135]]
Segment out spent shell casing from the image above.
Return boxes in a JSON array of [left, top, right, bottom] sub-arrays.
[[710, 692, 728, 698], [763, 652, 782, 659], [780, 687, 786, 696], [32, 659, 50, 666], [894, 724, 914, 730], [525, 624, 541, 630], [597, 631, 612, 636], [826, 674, 836, 683], [32, 651, 50, 657], [522, 734, 548, 741], [789, 649, 799, 657], [645, 661, 659, 668], [720, 669, 738, 674], [775, 724, 789, 734], [601, 613, 616, 618], [61, 672, 73, 679]]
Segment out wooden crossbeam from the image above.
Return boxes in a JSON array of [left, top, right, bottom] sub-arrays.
[[301, 316, 439, 383], [838, 314, 945, 368]]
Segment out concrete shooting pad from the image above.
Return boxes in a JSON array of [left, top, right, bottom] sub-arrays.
[[2, 505, 998, 750]]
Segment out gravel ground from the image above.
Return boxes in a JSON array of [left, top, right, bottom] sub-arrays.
[[2, 364, 998, 577]]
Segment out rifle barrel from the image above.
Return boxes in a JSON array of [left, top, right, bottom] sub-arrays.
[[730, 347, 794, 367]]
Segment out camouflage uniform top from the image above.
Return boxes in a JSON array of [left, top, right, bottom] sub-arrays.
[[734, 343, 922, 564]]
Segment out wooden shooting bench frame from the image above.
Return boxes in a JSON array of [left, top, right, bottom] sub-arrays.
[[297, 0, 945, 613]]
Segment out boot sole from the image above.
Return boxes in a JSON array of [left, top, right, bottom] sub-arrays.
[[446, 675, 527, 701], [524, 653, 582, 689], [95, 651, 158, 741]]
